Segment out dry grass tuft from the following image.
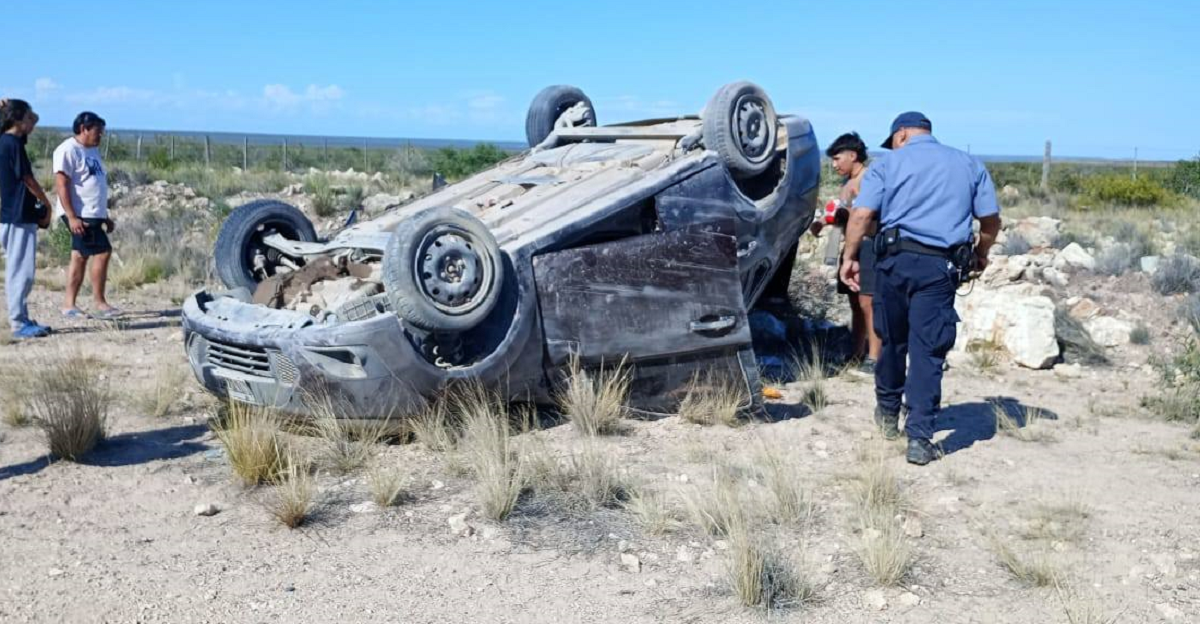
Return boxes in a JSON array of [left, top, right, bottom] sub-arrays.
[[753, 442, 812, 525], [269, 453, 315, 529], [1055, 582, 1124, 624], [848, 445, 913, 586], [557, 355, 631, 436], [683, 466, 744, 537], [677, 371, 745, 427], [366, 460, 408, 507], [623, 487, 682, 536], [455, 383, 525, 521], [307, 393, 393, 474], [409, 397, 459, 452], [1021, 497, 1092, 543], [968, 340, 1003, 373], [136, 361, 191, 418], [213, 402, 289, 486], [993, 401, 1057, 443], [0, 364, 33, 427], [525, 439, 631, 512], [990, 536, 1060, 587], [26, 355, 111, 461], [727, 516, 813, 611]]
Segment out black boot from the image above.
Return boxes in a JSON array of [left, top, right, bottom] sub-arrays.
[[906, 438, 939, 465], [873, 407, 900, 440]]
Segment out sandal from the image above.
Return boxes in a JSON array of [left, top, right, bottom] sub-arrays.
[[92, 307, 125, 320], [61, 308, 87, 319]]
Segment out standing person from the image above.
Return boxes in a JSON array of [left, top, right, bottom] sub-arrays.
[[811, 132, 881, 372], [840, 112, 1001, 465], [54, 111, 120, 319], [0, 99, 54, 339]]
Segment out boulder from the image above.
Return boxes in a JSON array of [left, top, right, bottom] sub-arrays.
[[1085, 317, 1133, 347], [1140, 256, 1160, 274], [362, 192, 413, 215], [1068, 298, 1100, 321], [955, 286, 1059, 369], [1058, 243, 1096, 271], [1041, 267, 1069, 288], [1011, 217, 1062, 249]]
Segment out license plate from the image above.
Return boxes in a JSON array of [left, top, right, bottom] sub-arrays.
[[223, 378, 259, 405]]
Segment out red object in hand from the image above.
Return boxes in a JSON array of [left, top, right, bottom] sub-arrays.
[[823, 200, 839, 224]]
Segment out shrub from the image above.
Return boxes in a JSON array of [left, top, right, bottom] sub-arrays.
[[1129, 324, 1151, 345], [1081, 174, 1172, 207], [429, 144, 511, 180], [677, 372, 745, 427], [1093, 243, 1137, 277], [212, 403, 289, 485], [1054, 308, 1109, 366], [557, 355, 631, 436], [1165, 156, 1200, 199], [728, 520, 812, 611], [1152, 254, 1200, 295], [1183, 293, 1200, 333], [27, 356, 111, 461], [1004, 232, 1032, 256]]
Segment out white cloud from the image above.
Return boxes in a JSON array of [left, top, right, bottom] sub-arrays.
[[65, 85, 160, 105], [263, 83, 344, 110], [34, 78, 61, 99]]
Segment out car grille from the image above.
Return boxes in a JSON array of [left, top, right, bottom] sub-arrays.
[[271, 352, 299, 385], [206, 339, 272, 378]]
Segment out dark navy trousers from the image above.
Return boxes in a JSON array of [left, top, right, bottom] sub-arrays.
[[872, 251, 960, 441]]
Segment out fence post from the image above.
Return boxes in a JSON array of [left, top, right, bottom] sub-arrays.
[[103, 133, 110, 159], [323, 138, 328, 167], [170, 135, 175, 162], [283, 139, 288, 171], [243, 136, 249, 170], [363, 138, 368, 172], [1041, 140, 1051, 192], [1133, 147, 1139, 180], [136, 134, 143, 161]]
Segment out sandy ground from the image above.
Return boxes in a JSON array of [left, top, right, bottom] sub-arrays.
[[2, 275, 1199, 624]]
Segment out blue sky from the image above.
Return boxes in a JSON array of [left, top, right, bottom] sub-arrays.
[[6, 0, 1197, 159]]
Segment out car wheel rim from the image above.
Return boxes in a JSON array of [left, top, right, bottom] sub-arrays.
[[732, 94, 773, 163], [417, 226, 491, 314]]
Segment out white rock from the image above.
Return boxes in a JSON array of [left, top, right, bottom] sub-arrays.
[[863, 589, 889, 611], [448, 513, 474, 537], [1012, 217, 1061, 249], [1059, 243, 1096, 270], [350, 502, 378, 514], [1053, 363, 1083, 379], [620, 553, 641, 573], [480, 525, 502, 541], [1151, 553, 1178, 578], [1155, 603, 1184, 620], [1069, 298, 1100, 320], [193, 503, 219, 517], [1085, 317, 1133, 347], [1140, 256, 1160, 274], [897, 592, 921, 607], [362, 193, 411, 215], [713, 540, 729, 551], [955, 287, 1059, 369], [904, 517, 924, 538], [676, 545, 696, 563], [1042, 267, 1069, 288]]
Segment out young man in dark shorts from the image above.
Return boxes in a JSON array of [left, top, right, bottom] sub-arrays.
[[54, 111, 120, 319], [811, 132, 880, 373]]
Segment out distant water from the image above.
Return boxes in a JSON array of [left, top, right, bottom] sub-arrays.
[[40, 126, 527, 151]]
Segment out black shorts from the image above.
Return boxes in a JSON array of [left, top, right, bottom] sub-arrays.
[[61, 216, 112, 257], [837, 235, 877, 296]]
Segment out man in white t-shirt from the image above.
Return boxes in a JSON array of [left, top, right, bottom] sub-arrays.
[[54, 111, 120, 319]]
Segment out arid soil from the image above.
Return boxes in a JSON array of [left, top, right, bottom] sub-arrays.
[[2, 273, 1198, 624]]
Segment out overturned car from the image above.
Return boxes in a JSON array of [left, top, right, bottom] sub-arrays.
[[183, 81, 820, 417]]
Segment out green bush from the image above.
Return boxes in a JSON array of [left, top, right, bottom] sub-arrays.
[[429, 144, 510, 180], [1165, 157, 1200, 199], [147, 148, 173, 171], [1081, 174, 1173, 207]]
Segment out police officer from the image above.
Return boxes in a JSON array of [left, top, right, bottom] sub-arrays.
[[839, 112, 1001, 465]]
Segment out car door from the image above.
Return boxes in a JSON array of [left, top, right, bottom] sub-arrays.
[[533, 225, 759, 413]]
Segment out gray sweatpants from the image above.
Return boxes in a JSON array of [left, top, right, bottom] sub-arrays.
[[1, 222, 37, 331]]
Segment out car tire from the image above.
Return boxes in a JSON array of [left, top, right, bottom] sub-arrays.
[[525, 85, 597, 147], [382, 206, 504, 333], [702, 81, 779, 177], [214, 200, 318, 292]]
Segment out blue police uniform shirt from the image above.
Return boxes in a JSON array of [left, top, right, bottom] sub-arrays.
[[854, 134, 1000, 249]]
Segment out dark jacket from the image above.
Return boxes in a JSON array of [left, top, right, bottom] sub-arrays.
[[0, 133, 37, 224]]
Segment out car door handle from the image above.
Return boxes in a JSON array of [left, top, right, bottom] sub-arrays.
[[689, 316, 737, 334]]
